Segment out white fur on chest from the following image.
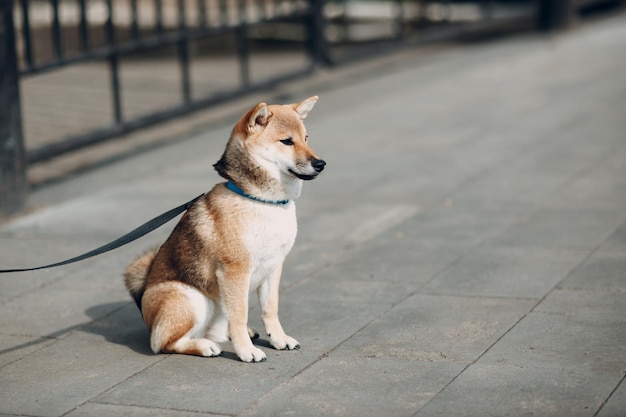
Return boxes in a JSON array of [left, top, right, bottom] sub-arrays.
[[244, 202, 297, 290]]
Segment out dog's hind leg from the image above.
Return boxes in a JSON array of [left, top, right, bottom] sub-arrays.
[[143, 282, 221, 357], [248, 326, 260, 340], [205, 306, 229, 343], [163, 334, 221, 357], [206, 306, 259, 342]]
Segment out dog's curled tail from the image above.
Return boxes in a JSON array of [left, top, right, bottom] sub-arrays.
[[124, 248, 158, 310]]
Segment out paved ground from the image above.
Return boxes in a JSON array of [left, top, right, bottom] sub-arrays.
[[2, 11, 626, 417]]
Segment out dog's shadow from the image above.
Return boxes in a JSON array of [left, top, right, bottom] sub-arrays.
[[0, 301, 149, 358], [0, 301, 267, 362], [83, 301, 153, 356]]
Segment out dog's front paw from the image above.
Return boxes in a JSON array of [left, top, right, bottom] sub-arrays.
[[269, 334, 300, 351], [238, 346, 267, 363]]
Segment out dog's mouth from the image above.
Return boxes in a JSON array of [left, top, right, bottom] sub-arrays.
[[289, 159, 326, 180], [289, 169, 319, 181]]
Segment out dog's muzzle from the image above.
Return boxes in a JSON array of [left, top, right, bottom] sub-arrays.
[[289, 159, 326, 180]]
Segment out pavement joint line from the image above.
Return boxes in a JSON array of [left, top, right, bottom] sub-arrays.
[[237, 306, 398, 417], [417, 291, 541, 302], [471, 234, 600, 339], [0, 336, 60, 371], [553, 243, 606, 293], [593, 372, 626, 417], [63, 354, 171, 417], [0, 334, 59, 359], [410, 364, 468, 416], [1, 269, 75, 304], [556, 285, 626, 293], [85, 401, 235, 417], [411, 296, 545, 417], [63, 393, 233, 417], [64, 401, 234, 417], [524, 216, 624, 316], [406, 233, 596, 416], [425, 237, 608, 410]]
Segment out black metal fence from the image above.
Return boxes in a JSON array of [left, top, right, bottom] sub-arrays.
[[1, 0, 621, 216], [14, 0, 325, 163]]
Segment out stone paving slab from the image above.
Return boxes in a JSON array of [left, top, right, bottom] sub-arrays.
[[597, 380, 626, 417], [604, 223, 626, 252], [65, 402, 229, 417], [422, 246, 587, 298], [560, 248, 626, 291], [0, 331, 162, 417], [487, 206, 626, 251], [239, 357, 464, 417], [0, 335, 57, 369], [545, 147, 626, 211], [480, 308, 626, 371], [337, 293, 536, 365], [321, 234, 471, 286], [390, 202, 526, 246], [414, 365, 623, 417]]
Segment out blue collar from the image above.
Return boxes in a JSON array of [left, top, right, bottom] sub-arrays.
[[226, 181, 290, 205]]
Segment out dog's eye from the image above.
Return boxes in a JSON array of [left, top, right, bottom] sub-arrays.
[[280, 138, 294, 146], [305, 135, 309, 142]]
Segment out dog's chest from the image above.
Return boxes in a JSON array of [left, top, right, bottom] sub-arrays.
[[245, 203, 297, 278]]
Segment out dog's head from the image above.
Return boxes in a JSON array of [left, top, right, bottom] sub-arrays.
[[215, 96, 325, 184]]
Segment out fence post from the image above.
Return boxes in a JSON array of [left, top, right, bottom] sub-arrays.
[[0, 0, 27, 217], [308, 0, 331, 66], [538, 0, 574, 31]]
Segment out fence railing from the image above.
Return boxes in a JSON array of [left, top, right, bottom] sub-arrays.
[[15, 0, 324, 164], [1, 0, 619, 216]]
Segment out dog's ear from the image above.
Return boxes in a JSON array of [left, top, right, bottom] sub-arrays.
[[248, 102, 270, 132], [292, 96, 318, 120]]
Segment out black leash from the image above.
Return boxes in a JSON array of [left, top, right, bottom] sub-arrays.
[[0, 193, 205, 273]]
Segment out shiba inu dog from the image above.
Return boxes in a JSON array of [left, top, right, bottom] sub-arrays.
[[124, 96, 325, 363]]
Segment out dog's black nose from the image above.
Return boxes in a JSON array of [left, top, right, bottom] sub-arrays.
[[312, 159, 326, 172]]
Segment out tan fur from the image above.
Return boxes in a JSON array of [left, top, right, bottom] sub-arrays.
[[123, 96, 324, 363], [123, 248, 158, 309]]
